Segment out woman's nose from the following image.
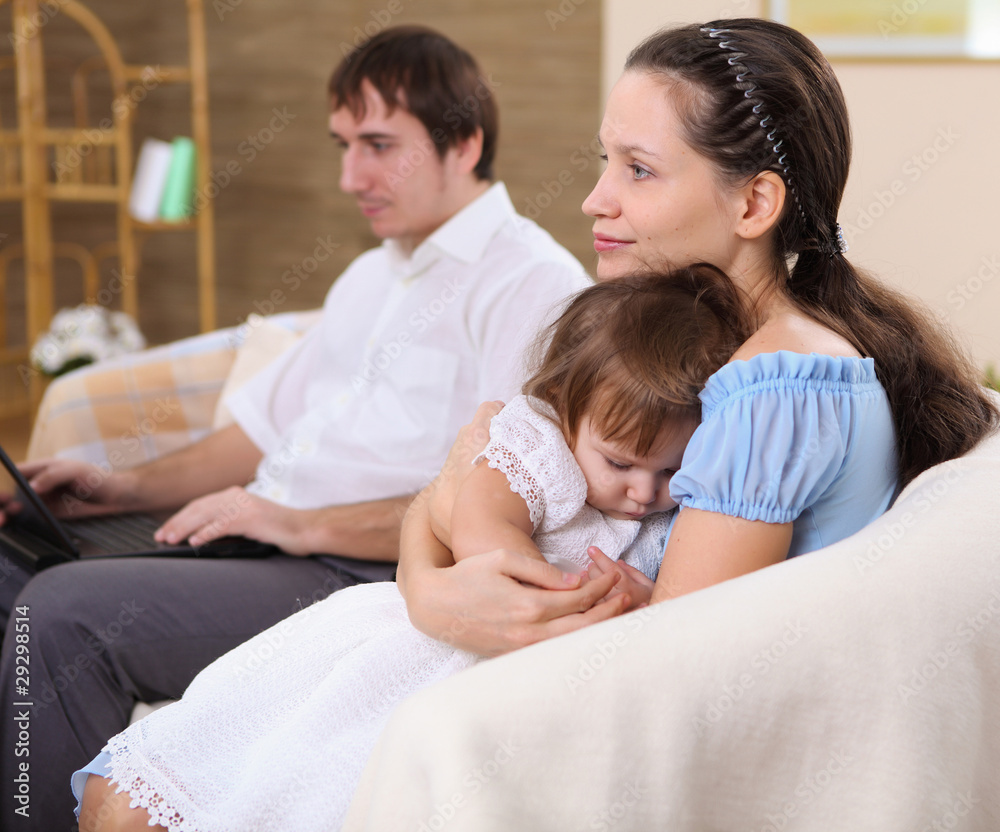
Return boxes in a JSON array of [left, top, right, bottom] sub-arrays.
[[582, 167, 618, 218]]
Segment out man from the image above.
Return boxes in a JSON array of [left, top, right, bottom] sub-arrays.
[[0, 26, 588, 829]]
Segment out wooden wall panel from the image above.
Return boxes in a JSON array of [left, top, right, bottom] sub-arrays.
[[0, 0, 600, 345]]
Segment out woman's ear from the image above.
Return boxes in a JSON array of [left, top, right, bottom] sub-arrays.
[[735, 171, 786, 241]]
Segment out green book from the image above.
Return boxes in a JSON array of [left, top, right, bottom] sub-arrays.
[[159, 136, 197, 220]]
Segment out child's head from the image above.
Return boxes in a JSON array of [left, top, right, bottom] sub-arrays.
[[524, 264, 749, 519]]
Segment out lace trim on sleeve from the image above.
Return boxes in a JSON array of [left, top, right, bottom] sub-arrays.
[[471, 395, 587, 533], [481, 443, 544, 529]]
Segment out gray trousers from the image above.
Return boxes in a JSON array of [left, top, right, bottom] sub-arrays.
[[0, 551, 395, 831]]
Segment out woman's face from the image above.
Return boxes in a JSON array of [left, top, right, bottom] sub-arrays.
[[583, 71, 743, 281]]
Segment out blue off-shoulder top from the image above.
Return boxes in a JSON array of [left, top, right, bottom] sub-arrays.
[[668, 351, 898, 558]]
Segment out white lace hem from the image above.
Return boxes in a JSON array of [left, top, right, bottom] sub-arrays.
[[106, 736, 192, 831]]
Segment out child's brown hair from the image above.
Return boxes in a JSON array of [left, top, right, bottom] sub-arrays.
[[524, 264, 751, 455]]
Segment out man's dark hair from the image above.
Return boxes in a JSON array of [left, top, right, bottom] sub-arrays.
[[329, 25, 498, 181]]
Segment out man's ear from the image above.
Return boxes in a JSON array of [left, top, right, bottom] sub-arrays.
[[735, 171, 786, 241], [450, 127, 484, 177]]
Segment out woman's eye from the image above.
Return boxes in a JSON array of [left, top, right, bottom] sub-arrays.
[[604, 457, 630, 471], [631, 164, 651, 180], [598, 153, 608, 162]]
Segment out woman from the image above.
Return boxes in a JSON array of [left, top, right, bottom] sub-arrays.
[[397, 17, 997, 654]]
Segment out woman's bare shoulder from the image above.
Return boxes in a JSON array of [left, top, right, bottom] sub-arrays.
[[730, 310, 861, 363]]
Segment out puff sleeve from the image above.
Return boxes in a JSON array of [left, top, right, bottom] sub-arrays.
[[472, 395, 588, 533], [669, 352, 889, 525]]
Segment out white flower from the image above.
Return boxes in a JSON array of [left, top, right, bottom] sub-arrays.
[[31, 304, 147, 377]]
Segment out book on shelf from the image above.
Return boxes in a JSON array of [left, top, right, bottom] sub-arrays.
[[129, 136, 197, 223]]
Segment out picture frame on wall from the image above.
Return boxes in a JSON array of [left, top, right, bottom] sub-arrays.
[[767, 0, 1000, 60]]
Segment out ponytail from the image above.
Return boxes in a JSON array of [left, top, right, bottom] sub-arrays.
[[789, 251, 998, 488]]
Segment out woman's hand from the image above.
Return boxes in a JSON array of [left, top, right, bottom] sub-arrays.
[[585, 545, 655, 610], [427, 400, 503, 548], [404, 547, 630, 657]]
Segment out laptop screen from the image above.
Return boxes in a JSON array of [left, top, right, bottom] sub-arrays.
[[0, 444, 79, 556]]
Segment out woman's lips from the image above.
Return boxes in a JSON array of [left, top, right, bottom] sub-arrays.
[[593, 234, 633, 253]]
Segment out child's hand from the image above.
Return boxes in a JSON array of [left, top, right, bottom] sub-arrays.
[[586, 546, 654, 611]]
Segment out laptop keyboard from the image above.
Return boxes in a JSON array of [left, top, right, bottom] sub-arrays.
[[70, 513, 162, 552]]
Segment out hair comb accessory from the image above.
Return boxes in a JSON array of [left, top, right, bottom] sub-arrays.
[[820, 222, 849, 257], [699, 26, 810, 231]]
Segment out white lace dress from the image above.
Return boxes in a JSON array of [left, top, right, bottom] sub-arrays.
[[96, 395, 671, 831]]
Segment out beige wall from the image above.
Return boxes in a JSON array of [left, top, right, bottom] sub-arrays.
[[602, 0, 1000, 372]]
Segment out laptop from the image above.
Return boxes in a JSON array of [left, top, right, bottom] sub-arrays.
[[0, 443, 279, 572]]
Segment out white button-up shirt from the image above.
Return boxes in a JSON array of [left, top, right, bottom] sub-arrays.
[[227, 183, 591, 509]]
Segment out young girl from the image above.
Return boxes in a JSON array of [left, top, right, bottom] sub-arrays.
[[76, 265, 750, 831]]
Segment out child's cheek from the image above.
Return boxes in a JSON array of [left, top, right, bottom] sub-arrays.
[[597, 470, 617, 488]]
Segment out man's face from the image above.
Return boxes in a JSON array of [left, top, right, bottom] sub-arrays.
[[330, 79, 467, 254]]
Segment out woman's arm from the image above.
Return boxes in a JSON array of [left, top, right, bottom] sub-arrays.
[[398, 485, 628, 657], [651, 508, 793, 602], [396, 486, 458, 599]]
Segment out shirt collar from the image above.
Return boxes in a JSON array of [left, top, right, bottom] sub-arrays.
[[383, 182, 515, 279]]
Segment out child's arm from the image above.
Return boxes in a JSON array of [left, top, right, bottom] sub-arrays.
[[450, 460, 543, 563]]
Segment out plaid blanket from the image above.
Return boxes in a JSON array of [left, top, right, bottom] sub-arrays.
[[27, 311, 319, 469]]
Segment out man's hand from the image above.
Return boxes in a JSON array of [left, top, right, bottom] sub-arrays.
[[11, 458, 136, 519], [0, 491, 22, 527], [154, 486, 316, 555], [3, 425, 264, 529]]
